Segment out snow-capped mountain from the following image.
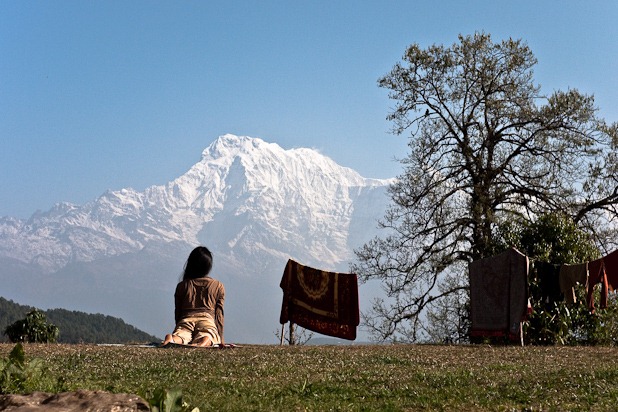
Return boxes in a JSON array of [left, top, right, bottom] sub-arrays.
[[0, 134, 393, 343]]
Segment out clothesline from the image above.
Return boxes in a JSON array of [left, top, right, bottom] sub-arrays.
[[468, 247, 618, 343], [532, 249, 618, 312]]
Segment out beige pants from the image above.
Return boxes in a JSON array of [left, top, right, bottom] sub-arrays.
[[172, 315, 221, 345]]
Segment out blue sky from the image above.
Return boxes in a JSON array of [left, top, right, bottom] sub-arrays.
[[1, 1, 617, 218]]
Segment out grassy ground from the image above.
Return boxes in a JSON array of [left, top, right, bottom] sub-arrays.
[[2, 343, 618, 411]]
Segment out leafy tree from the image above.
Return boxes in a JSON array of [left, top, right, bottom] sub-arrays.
[[497, 213, 600, 264], [353, 32, 618, 342], [5, 310, 59, 343]]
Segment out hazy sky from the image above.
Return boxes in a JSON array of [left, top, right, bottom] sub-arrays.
[[2, 1, 617, 218]]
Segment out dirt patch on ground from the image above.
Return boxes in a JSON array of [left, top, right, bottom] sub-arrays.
[[0, 389, 150, 411]]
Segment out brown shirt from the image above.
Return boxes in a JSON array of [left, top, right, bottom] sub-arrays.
[[174, 276, 225, 342]]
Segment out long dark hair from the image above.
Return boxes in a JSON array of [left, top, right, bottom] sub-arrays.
[[182, 246, 213, 280]]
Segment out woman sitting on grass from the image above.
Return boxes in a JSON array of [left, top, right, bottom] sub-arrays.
[[163, 246, 225, 347]]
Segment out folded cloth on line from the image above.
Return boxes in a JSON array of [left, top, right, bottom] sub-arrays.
[[535, 261, 562, 306], [604, 249, 618, 291], [279, 259, 360, 340], [559, 263, 588, 305], [587, 258, 608, 311], [468, 247, 529, 338]]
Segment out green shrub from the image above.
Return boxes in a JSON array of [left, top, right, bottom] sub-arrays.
[[5, 310, 59, 343], [0, 343, 64, 394], [145, 387, 200, 412]]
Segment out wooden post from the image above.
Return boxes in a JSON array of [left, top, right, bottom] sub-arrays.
[[289, 322, 295, 346], [520, 322, 524, 347], [280, 323, 285, 346]]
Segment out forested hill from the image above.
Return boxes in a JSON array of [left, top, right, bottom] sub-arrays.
[[0, 297, 160, 344]]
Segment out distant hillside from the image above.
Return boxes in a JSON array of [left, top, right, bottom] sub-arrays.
[[0, 297, 160, 344]]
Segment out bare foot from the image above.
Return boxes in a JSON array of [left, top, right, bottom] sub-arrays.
[[192, 336, 212, 347], [162, 334, 182, 345]]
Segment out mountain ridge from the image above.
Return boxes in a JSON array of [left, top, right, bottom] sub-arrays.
[[0, 134, 391, 272]]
